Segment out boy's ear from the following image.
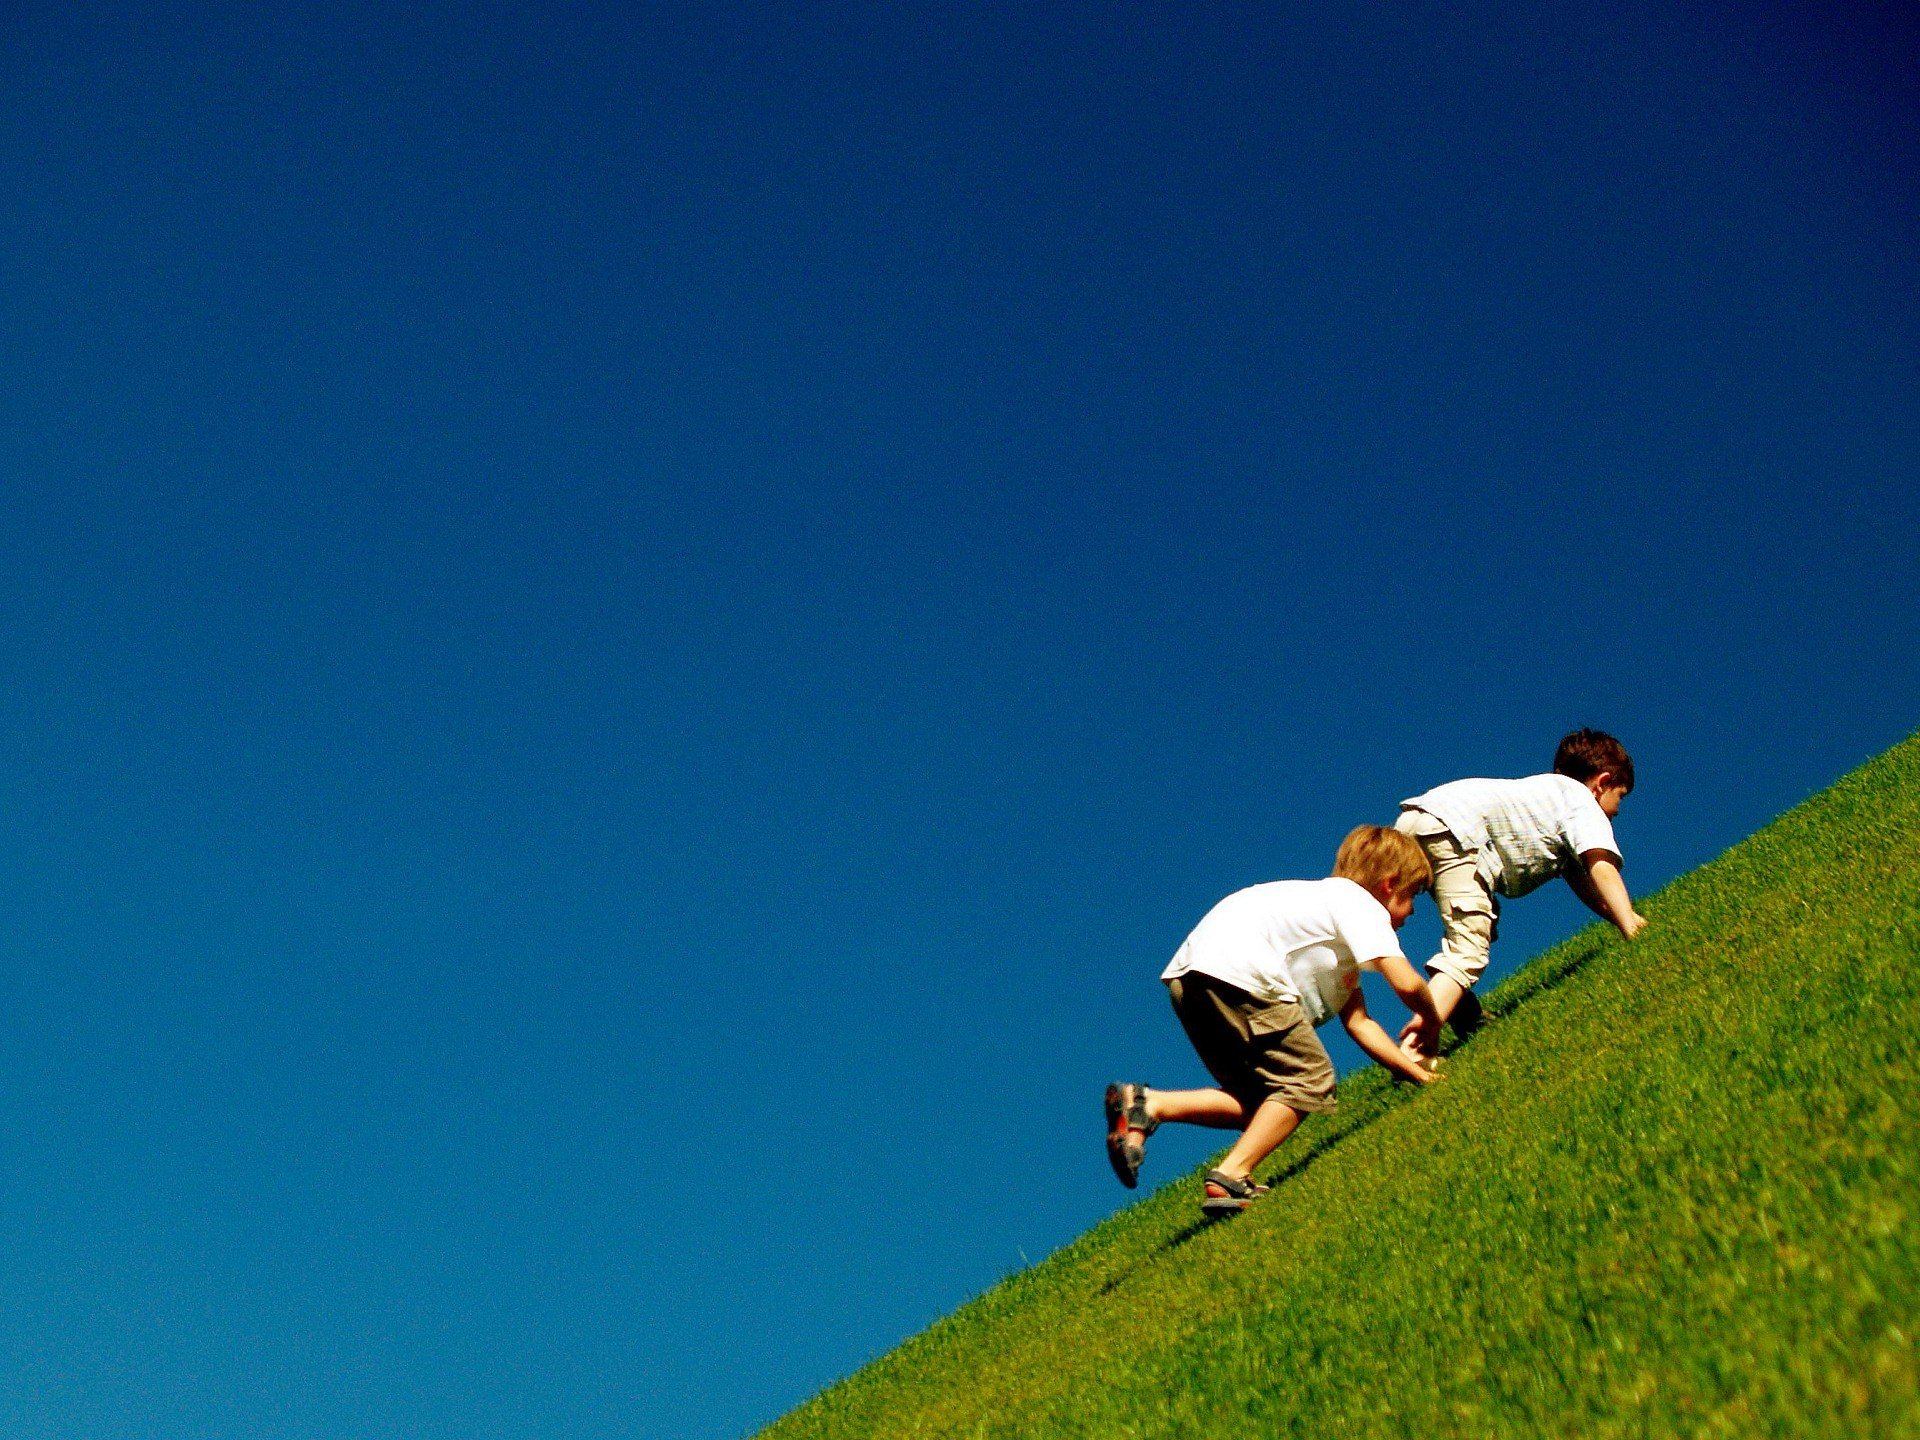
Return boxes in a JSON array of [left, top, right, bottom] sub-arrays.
[[1588, 770, 1615, 794]]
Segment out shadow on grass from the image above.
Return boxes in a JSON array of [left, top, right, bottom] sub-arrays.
[[1481, 930, 1608, 1024], [1098, 1219, 1214, 1294], [1098, 1111, 1393, 1295], [1100, 927, 1615, 1294]]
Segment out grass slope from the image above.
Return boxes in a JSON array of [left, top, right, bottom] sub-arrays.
[[761, 737, 1920, 1439]]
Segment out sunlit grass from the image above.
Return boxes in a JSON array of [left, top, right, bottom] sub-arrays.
[[759, 735, 1920, 1439]]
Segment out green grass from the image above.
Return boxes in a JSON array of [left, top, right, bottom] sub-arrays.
[[759, 736, 1920, 1439]]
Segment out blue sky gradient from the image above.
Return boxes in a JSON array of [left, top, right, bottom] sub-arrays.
[[2, 3, 1917, 1436]]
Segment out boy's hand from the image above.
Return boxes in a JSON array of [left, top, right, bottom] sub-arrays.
[[1393, 1052, 1442, 1085], [1343, 996, 1439, 1086], [1398, 1011, 1441, 1056]]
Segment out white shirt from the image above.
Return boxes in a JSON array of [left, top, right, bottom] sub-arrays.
[[1400, 773, 1621, 899], [1160, 877, 1405, 1025]]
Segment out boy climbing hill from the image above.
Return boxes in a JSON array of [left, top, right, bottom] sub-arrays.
[[1394, 728, 1646, 1062], [1105, 825, 1441, 1218]]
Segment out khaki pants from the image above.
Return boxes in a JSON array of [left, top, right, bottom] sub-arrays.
[[1395, 809, 1499, 990]]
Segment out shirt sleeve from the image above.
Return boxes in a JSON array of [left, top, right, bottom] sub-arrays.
[[1333, 882, 1405, 969], [1563, 791, 1621, 864]]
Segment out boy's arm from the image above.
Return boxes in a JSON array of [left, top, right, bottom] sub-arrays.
[[1341, 983, 1435, 1084], [1375, 952, 1442, 1054], [1562, 861, 1608, 916], [1569, 850, 1647, 939]]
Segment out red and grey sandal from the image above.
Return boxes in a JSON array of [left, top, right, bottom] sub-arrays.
[[1103, 1082, 1158, 1188], [1200, 1168, 1269, 1219]]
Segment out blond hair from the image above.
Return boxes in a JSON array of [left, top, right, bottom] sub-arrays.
[[1332, 824, 1432, 897]]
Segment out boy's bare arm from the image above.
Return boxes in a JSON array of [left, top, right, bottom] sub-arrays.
[[1571, 850, 1647, 939], [1341, 989, 1434, 1084], [1375, 952, 1441, 1053], [1563, 862, 1608, 916]]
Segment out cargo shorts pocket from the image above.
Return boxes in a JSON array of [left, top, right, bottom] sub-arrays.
[[1444, 890, 1498, 937], [1245, 997, 1308, 1037]]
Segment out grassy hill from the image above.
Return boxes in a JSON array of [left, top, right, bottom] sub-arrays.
[[759, 737, 1920, 1439]]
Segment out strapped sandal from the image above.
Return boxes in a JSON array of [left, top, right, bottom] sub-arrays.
[[1104, 1082, 1158, 1189], [1200, 1168, 1267, 1219]]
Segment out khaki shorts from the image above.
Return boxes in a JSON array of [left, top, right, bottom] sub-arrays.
[[1165, 972, 1337, 1115], [1395, 809, 1500, 990]]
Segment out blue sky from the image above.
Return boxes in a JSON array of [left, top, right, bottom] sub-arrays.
[[2, 3, 1916, 1437]]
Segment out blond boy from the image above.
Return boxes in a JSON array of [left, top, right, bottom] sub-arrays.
[[1394, 728, 1646, 1061], [1105, 826, 1441, 1219]]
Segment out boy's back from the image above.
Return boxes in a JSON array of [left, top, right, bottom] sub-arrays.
[[1401, 772, 1619, 899], [1161, 876, 1402, 1024]]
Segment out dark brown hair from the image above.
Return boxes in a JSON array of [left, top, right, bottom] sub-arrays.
[[1554, 728, 1634, 790]]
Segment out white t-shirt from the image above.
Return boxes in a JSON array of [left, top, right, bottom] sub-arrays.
[[1160, 877, 1405, 1025], [1400, 773, 1621, 899]]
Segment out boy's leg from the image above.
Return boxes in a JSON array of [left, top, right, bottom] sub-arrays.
[[1205, 994, 1334, 1212], [1109, 1084, 1298, 1210], [1449, 981, 1486, 1035], [1201, 1098, 1304, 1217], [1425, 899, 1495, 1039], [1106, 976, 1271, 1187], [1213, 1097, 1301, 1179], [1394, 813, 1496, 1056], [1426, 970, 1469, 1027], [1106, 1082, 1248, 1188], [1142, 1087, 1247, 1129], [1115, 975, 1333, 1203]]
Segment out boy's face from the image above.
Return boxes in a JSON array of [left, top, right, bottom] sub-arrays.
[[1381, 883, 1419, 930], [1587, 771, 1631, 819]]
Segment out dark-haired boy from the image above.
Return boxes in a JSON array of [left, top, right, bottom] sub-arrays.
[[1105, 825, 1442, 1219], [1393, 728, 1646, 1063]]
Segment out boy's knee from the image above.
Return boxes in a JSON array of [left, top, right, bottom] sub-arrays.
[[1426, 952, 1482, 992], [1429, 915, 1494, 990]]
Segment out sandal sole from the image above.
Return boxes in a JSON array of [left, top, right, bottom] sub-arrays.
[[1104, 1084, 1142, 1188]]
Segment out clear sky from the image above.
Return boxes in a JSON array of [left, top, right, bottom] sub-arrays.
[[2, 3, 1916, 1437]]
